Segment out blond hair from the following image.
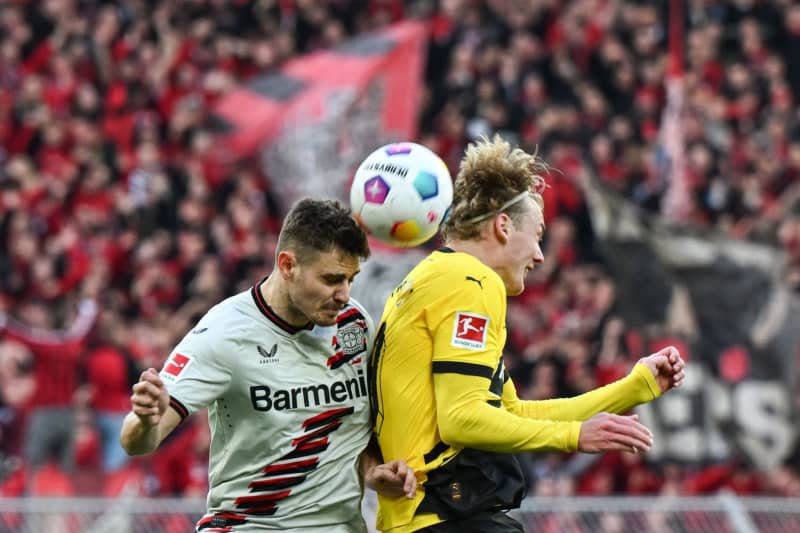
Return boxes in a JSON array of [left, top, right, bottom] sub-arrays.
[[442, 135, 546, 240]]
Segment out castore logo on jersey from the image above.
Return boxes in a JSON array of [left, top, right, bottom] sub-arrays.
[[257, 344, 279, 364]]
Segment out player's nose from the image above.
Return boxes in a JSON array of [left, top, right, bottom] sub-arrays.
[[532, 242, 544, 263], [333, 284, 350, 305]]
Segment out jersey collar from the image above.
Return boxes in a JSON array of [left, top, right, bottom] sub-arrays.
[[251, 277, 314, 334]]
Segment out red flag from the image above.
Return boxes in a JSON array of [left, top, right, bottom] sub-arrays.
[[211, 21, 429, 206]]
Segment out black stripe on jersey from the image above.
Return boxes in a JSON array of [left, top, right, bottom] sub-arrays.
[[431, 361, 494, 379], [235, 491, 291, 509], [281, 439, 330, 460], [249, 475, 307, 492], [336, 306, 363, 326], [235, 494, 284, 515], [251, 278, 313, 334], [239, 505, 278, 516], [197, 512, 248, 530], [302, 406, 354, 431], [487, 399, 501, 407], [423, 441, 450, 464], [489, 359, 505, 397], [263, 458, 319, 476], [169, 396, 189, 421], [292, 420, 343, 448], [437, 247, 455, 253]]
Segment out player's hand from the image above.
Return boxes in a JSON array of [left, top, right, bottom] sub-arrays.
[[365, 459, 417, 499], [578, 413, 653, 454], [130, 368, 169, 428], [638, 345, 686, 393]]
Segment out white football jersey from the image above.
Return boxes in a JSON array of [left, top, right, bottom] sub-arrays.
[[160, 282, 374, 533]]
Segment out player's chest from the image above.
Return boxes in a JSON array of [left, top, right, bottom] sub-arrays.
[[234, 331, 370, 418]]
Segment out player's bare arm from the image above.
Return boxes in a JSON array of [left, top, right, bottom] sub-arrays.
[[120, 367, 181, 455]]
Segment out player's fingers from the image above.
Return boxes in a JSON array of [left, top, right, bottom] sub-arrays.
[[391, 460, 408, 478], [653, 346, 675, 358], [140, 369, 164, 387], [132, 381, 162, 398], [609, 416, 653, 449], [403, 468, 417, 498], [130, 396, 159, 412], [607, 430, 652, 453], [377, 465, 401, 482], [130, 393, 155, 405], [672, 370, 685, 386]]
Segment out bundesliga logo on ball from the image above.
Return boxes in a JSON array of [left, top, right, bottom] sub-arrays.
[[350, 142, 453, 248]]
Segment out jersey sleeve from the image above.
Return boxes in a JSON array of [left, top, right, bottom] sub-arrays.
[[159, 315, 236, 420], [433, 372, 582, 452], [428, 274, 582, 453], [502, 363, 661, 421], [429, 274, 505, 375]]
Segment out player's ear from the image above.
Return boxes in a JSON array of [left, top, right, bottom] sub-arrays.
[[493, 213, 511, 244], [276, 250, 297, 280]]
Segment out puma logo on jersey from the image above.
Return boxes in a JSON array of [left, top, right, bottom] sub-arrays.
[[465, 275, 485, 289]]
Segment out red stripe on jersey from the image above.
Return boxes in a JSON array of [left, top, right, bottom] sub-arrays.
[[196, 512, 248, 531], [336, 307, 360, 323], [249, 475, 306, 491], [326, 351, 346, 368], [263, 458, 319, 475], [240, 505, 278, 516], [235, 491, 292, 506], [296, 437, 329, 451], [302, 406, 353, 429], [292, 420, 341, 447]]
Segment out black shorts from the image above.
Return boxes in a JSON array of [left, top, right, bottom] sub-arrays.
[[415, 511, 525, 533]]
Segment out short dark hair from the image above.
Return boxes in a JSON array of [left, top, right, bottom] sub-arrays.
[[277, 198, 370, 263]]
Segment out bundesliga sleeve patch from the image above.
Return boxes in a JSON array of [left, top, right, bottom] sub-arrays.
[[451, 312, 489, 350], [163, 353, 192, 377]]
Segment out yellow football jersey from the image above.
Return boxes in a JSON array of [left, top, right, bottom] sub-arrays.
[[369, 249, 661, 532]]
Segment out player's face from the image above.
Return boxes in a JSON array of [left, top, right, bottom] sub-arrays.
[[288, 249, 361, 326], [497, 198, 544, 296]]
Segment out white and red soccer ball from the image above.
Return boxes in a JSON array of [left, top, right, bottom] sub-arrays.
[[350, 142, 453, 248]]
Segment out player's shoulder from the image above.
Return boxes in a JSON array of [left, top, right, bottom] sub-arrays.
[[425, 249, 504, 293], [344, 297, 371, 321], [340, 297, 374, 331], [184, 291, 255, 347]]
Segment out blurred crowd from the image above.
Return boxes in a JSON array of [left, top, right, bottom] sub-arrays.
[[1, 0, 800, 504]]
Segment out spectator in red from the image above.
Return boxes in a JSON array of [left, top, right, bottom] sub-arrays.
[[0, 298, 98, 477]]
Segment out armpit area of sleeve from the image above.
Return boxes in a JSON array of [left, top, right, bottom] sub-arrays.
[[168, 395, 190, 422], [632, 362, 662, 400]]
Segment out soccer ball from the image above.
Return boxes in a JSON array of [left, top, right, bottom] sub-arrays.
[[350, 142, 453, 248]]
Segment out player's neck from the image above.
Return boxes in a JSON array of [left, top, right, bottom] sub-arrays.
[[259, 275, 311, 328], [445, 239, 502, 272]]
